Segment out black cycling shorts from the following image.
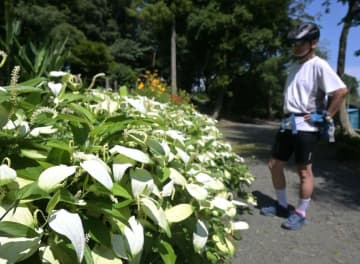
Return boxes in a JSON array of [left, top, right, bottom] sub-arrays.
[[271, 129, 319, 165]]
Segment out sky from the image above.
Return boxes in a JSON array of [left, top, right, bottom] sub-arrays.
[[306, 1, 360, 88]]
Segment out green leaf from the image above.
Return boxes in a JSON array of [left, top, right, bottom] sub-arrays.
[[47, 147, 71, 165], [46, 140, 72, 152], [146, 138, 165, 155], [17, 182, 50, 201], [0, 221, 38, 238], [46, 189, 61, 214], [83, 245, 95, 264], [83, 217, 112, 248], [119, 85, 128, 97], [157, 240, 177, 264], [69, 103, 96, 124], [112, 183, 133, 200], [70, 123, 90, 146], [20, 149, 47, 160], [165, 204, 194, 223], [0, 236, 41, 263], [91, 245, 123, 264]]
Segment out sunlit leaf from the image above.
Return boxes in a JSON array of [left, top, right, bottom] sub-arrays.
[[81, 159, 113, 190], [165, 204, 193, 223], [30, 126, 58, 137], [231, 221, 249, 230], [140, 197, 170, 237], [49, 209, 85, 263], [112, 163, 132, 182], [37, 165, 77, 193], [167, 168, 187, 186], [0, 204, 34, 227], [110, 145, 152, 164], [0, 164, 16, 186], [91, 244, 123, 264], [124, 216, 144, 261], [186, 184, 208, 201], [161, 180, 174, 197], [0, 236, 41, 263]]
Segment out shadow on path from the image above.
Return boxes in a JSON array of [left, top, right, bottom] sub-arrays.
[[218, 119, 360, 207], [217, 119, 360, 264]]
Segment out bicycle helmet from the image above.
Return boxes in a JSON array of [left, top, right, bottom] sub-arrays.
[[288, 22, 320, 42]]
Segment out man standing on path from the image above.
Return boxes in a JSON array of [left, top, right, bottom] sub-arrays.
[[260, 22, 348, 230]]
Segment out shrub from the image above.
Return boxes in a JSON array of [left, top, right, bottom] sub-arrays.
[[0, 54, 254, 263]]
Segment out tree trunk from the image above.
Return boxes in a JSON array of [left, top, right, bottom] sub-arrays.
[[337, 0, 359, 137], [171, 22, 177, 95]]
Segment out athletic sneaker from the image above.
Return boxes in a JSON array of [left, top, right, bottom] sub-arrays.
[[281, 211, 306, 230], [260, 202, 290, 218]]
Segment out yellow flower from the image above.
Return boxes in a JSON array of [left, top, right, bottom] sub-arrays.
[[137, 82, 144, 90]]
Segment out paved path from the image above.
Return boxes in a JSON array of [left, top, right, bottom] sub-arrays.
[[217, 119, 360, 264]]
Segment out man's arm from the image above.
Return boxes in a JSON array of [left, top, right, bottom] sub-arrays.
[[326, 87, 348, 118]]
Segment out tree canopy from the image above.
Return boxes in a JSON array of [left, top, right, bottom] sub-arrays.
[[1, 0, 358, 118]]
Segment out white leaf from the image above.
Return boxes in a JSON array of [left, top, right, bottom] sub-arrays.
[[0, 164, 16, 186], [124, 216, 144, 258], [0, 236, 41, 263], [193, 220, 208, 253], [211, 196, 233, 211], [130, 169, 155, 197], [140, 198, 170, 236], [186, 183, 208, 201], [81, 159, 113, 190], [48, 81, 62, 96], [161, 180, 174, 197], [30, 126, 57, 137], [112, 163, 132, 182], [195, 172, 225, 190], [110, 145, 152, 164], [38, 165, 77, 192], [165, 204, 193, 223], [166, 130, 185, 143], [168, 168, 187, 186], [49, 71, 68, 77], [125, 97, 146, 113], [175, 147, 190, 164], [231, 221, 249, 230], [49, 209, 85, 263], [211, 196, 237, 217], [231, 200, 249, 207]]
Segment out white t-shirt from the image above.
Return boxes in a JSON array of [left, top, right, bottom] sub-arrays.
[[283, 56, 346, 131]]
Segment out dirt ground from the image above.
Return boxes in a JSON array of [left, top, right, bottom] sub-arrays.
[[217, 119, 360, 264]]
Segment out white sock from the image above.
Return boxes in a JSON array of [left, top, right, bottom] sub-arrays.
[[275, 189, 288, 208], [296, 198, 311, 217]]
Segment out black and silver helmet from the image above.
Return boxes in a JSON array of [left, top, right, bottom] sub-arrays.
[[287, 22, 320, 42]]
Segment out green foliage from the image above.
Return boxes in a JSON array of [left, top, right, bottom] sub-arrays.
[[342, 74, 359, 103], [68, 40, 114, 82], [0, 57, 254, 263]]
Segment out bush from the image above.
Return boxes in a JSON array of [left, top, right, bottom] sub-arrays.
[[0, 56, 254, 263]]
